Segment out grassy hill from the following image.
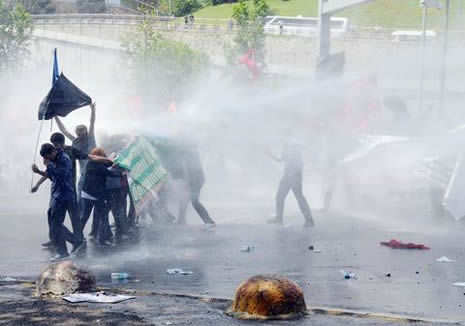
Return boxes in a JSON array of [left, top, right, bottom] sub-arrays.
[[194, 0, 464, 29]]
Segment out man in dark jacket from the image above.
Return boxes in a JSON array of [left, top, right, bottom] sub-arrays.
[[32, 144, 84, 261], [55, 103, 97, 207], [81, 148, 123, 246], [32, 132, 110, 249]]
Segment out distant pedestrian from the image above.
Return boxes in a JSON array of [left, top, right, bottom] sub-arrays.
[[189, 14, 194, 27]]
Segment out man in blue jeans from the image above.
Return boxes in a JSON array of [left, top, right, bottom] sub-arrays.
[[32, 143, 84, 261]]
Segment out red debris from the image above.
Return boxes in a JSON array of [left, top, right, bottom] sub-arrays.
[[380, 239, 430, 250]]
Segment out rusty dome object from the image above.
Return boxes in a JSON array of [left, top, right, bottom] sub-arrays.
[[226, 274, 307, 320], [36, 261, 96, 297]]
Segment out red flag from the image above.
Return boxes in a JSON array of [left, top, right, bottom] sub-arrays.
[[239, 49, 259, 80]]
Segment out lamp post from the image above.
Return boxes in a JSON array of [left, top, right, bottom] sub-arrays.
[[438, 0, 450, 113], [418, 0, 441, 112]]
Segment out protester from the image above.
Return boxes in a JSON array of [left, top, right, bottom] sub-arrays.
[[105, 163, 129, 244], [81, 148, 124, 246], [32, 132, 112, 249], [32, 143, 85, 261], [177, 141, 216, 230], [54, 102, 97, 206], [266, 138, 314, 227]]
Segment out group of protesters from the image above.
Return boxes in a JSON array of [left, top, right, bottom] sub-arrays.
[[31, 103, 221, 261]]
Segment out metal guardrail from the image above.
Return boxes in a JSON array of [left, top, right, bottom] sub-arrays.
[[31, 14, 465, 42], [31, 14, 381, 39]]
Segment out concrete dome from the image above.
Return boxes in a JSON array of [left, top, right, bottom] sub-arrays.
[[36, 261, 96, 297], [227, 274, 307, 320]]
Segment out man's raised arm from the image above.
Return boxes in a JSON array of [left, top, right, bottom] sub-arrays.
[[89, 102, 96, 138], [54, 117, 76, 141]]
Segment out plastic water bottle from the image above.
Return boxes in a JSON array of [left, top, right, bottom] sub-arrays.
[[111, 272, 130, 280]]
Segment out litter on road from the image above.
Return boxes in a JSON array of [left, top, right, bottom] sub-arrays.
[[436, 256, 456, 263], [240, 245, 255, 253], [111, 272, 130, 279], [1, 277, 17, 282], [452, 282, 465, 288], [380, 239, 430, 250], [340, 270, 357, 280], [166, 268, 194, 275], [62, 292, 136, 303]]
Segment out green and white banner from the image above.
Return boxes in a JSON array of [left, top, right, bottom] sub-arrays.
[[114, 136, 167, 214]]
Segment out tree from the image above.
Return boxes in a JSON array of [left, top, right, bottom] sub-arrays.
[[212, 0, 237, 5], [122, 11, 209, 110], [0, 0, 33, 75], [76, 0, 107, 13], [225, 0, 271, 77], [18, 0, 56, 14], [172, 0, 202, 16]]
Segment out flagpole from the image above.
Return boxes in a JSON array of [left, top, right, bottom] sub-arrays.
[[30, 47, 57, 191], [30, 116, 46, 191]]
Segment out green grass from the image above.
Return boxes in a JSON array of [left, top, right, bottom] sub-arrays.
[[194, 0, 464, 28], [194, 0, 317, 19], [341, 0, 463, 29]]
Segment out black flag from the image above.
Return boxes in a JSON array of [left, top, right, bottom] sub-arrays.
[[38, 73, 92, 120]]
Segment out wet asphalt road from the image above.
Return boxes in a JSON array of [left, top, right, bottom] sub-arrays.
[[2, 191, 465, 323]]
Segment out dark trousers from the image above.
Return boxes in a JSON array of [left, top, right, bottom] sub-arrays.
[[81, 198, 111, 244], [276, 172, 313, 223], [47, 198, 82, 243], [178, 183, 215, 225], [48, 199, 80, 256], [106, 188, 128, 240], [76, 175, 84, 209]]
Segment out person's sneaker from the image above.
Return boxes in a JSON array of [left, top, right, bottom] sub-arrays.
[[98, 240, 114, 247], [201, 223, 216, 231], [303, 220, 314, 228], [71, 241, 86, 254], [267, 218, 283, 225], [50, 253, 70, 262], [41, 241, 54, 248]]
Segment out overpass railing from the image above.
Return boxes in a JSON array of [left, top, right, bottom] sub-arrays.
[[31, 14, 465, 43]]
